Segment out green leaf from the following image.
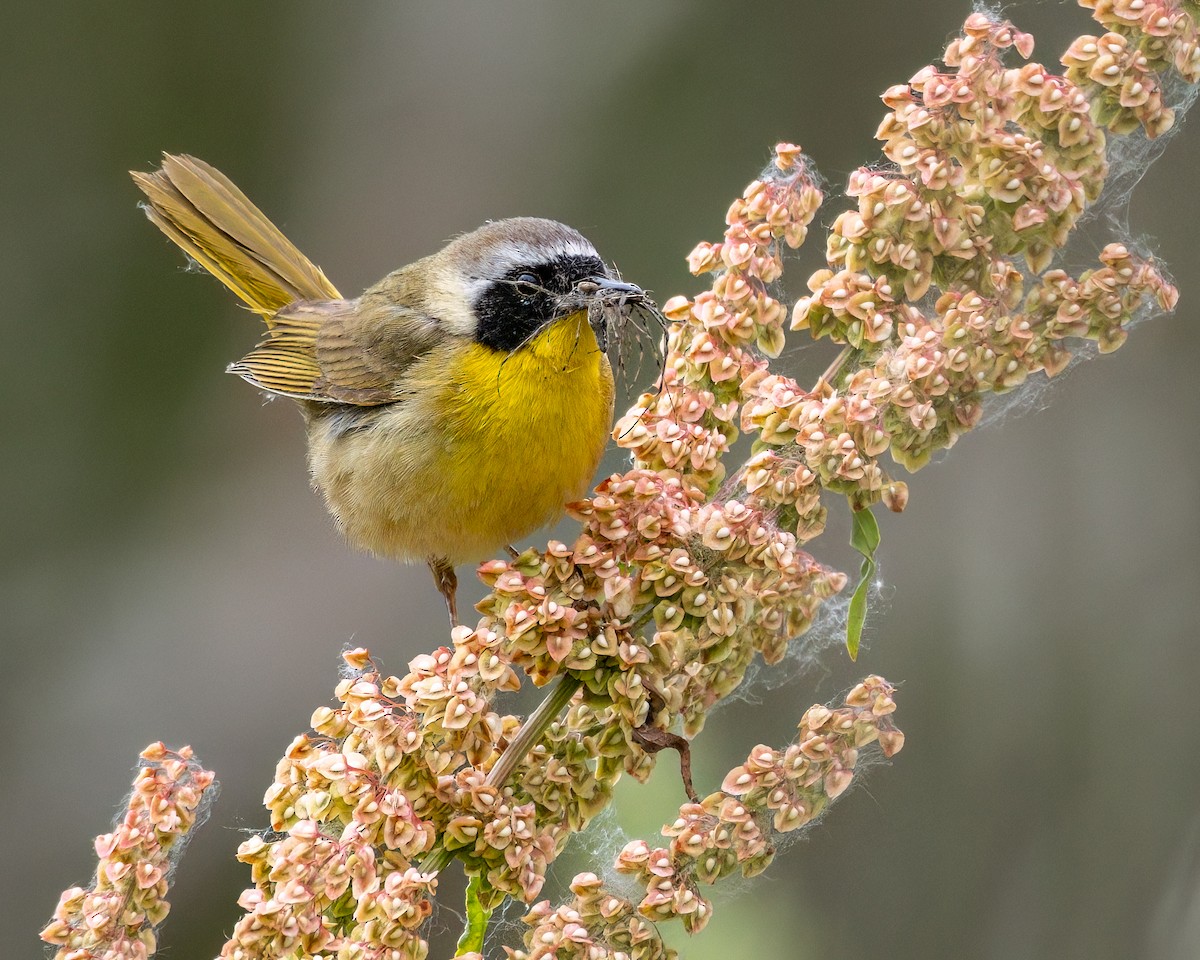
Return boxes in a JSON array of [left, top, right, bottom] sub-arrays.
[[456, 874, 494, 956], [846, 506, 881, 661]]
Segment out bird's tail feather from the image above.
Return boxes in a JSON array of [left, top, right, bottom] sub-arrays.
[[131, 153, 341, 320]]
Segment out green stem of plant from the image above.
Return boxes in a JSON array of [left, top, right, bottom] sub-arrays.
[[485, 673, 582, 789], [419, 844, 453, 876], [629, 603, 657, 634], [819, 345, 854, 388], [455, 874, 493, 956]]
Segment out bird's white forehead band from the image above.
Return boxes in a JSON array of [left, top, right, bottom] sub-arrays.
[[462, 237, 601, 302]]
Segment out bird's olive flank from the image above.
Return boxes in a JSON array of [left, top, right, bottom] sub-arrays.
[[473, 254, 608, 352]]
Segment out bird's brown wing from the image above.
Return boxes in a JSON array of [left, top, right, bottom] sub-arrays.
[[228, 298, 445, 405]]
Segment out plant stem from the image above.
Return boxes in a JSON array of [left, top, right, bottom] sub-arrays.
[[819, 345, 854, 388], [418, 673, 582, 875], [628, 603, 657, 634], [485, 674, 582, 789], [419, 844, 453, 876]]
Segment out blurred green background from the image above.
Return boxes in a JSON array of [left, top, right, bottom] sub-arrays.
[[5, 2, 1199, 958]]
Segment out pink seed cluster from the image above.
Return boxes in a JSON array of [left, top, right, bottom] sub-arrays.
[[615, 144, 823, 493], [746, 4, 1181, 526], [1068, 0, 1200, 135], [41, 744, 216, 960], [506, 873, 675, 960], [218, 637, 600, 960], [478, 468, 846, 742], [507, 678, 903, 955], [617, 677, 901, 935]]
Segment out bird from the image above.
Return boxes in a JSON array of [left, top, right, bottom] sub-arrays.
[[132, 153, 649, 624]]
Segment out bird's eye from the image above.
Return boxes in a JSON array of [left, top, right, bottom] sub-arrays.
[[514, 272, 540, 296]]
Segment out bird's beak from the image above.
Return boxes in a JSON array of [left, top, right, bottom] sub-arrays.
[[574, 276, 644, 298], [569, 276, 645, 351]]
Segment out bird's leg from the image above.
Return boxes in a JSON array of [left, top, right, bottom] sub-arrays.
[[504, 544, 521, 560], [427, 557, 458, 627]]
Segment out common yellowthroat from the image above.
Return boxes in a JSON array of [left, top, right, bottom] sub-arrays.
[[133, 154, 648, 623]]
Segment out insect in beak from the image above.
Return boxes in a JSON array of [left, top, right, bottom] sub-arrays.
[[571, 276, 648, 351]]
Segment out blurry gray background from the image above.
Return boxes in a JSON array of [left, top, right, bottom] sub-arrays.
[[5, 2, 1199, 958]]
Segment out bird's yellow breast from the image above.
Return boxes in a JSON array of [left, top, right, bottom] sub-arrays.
[[435, 311, 615, 551], [307, 310, 614, 564]]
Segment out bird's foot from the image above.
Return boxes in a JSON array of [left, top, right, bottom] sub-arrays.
[[427, 557, 458, 627]]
